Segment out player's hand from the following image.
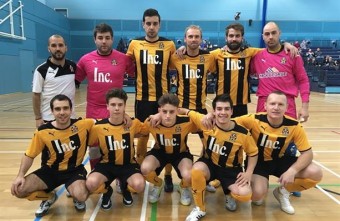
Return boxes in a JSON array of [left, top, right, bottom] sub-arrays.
[[124, 113, 132, 128], [11, 176, 25, 196], [148, 113, 161, 127], [278, 168, 296, 187], [235, 172, 251, 187], [283, 42, 299, 58], [175, 46, 186, 59], [201, 113, 215, 129]]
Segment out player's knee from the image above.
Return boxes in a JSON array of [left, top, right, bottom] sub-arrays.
[[131, 179, 145, 193]]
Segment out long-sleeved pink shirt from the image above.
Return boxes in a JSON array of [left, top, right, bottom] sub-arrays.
[[76, 50, 134, 118]]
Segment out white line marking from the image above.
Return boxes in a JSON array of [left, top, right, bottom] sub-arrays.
[[140, 182, 149, 221], [316, 185, 340, 205], [89, 196, 102, 221], [313, 160, 340, 178]]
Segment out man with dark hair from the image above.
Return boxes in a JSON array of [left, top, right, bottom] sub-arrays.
[[141, 93, 198, 206], [86, 88, 147, 210], [127, 8, 176, 192], [76, 23, 135, 171], [11, 94, 95, 217], [182, 94, 258, 221], [32, 35, 77, 128]]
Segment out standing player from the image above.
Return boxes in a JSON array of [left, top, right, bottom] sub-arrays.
[[251, 21, 310, 122], [76, 23, 135, 171], [11, 94, 95, 217], [86, 89, 147, 210], [126, 8, 176, 192], [170, 25, 216, 115], [32, 35, 76, 128]]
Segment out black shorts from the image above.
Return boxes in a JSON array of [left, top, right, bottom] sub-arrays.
[[91, 162, 141, 184], [147, 148, 193, 179], [135, 100, 159, 122], [252, 156, 298, 179], [196, 157, 242, 195], [231, 104, 248, 118], [33, 165, 87, 192]]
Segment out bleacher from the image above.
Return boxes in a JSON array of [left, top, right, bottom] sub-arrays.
[[302, 47, 340, 94]]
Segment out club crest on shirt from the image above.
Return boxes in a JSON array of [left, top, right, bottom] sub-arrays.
[[282, 127, 289, 136], [69, 65, 74, 73], [229, 133, 237, 142], [280, 57, 286, 64], [199, 55, 205, 63], [71, 125, 79, 133], [159, 42, 164, 49], [175, 125, 181, 133], [111, 59, 117, 65], [124, 126, 130, 132]]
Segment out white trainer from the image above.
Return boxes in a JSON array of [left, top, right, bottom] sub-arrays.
[[149, 181, 164, 203], [35, 191, 58, 217], [273, 187, 295, 214], [178, 186, 191, 206], [185, 207, 206, 221], [225, 194, 237, 211]]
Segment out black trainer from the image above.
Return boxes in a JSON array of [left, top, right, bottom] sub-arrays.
[[122, 190, 133, 206], [101, 186, 113, 210], [164, 175, 174, 192]]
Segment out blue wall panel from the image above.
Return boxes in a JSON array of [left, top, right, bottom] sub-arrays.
[[2, 0, 340, 94]]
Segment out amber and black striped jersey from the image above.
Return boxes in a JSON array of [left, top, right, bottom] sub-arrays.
[[210, 47, 261, 106], [144, 115, 198, 154], [127, 37, 176, 101], [235, 113, 311, 161], [89, 118, 148, 165], [169, 50, 216, 110], [188, 111, 258, 168], [25, 118, 94, 171]]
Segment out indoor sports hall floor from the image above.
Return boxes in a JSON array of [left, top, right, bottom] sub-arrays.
[[0, 87, 339, 220]]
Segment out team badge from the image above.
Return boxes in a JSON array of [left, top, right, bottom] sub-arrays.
[[124, 126, 130, 132], [175, 125, 181, 133], [229, 133, 237, 142], [71, 125, 79, 133], [280, 57, 286, 64], [159, 42, 164, 49], [199, 55, 205, 63], [111, 59, 117, 65], [282, 127, 289, 136], [69, 65, 74, 72], [240, 51, 246, 58]]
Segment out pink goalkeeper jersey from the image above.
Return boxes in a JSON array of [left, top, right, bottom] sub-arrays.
[[76, 50, 134, 118], [250, 48, 310, 117]]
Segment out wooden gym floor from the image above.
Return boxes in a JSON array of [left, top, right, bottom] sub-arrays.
[[0, 87, 339, 220]]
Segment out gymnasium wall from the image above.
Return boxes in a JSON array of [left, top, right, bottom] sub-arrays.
[[1, 0, 340, 94]]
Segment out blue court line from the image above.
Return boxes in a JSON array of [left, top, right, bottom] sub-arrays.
[[33, 156, 90, 221]]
